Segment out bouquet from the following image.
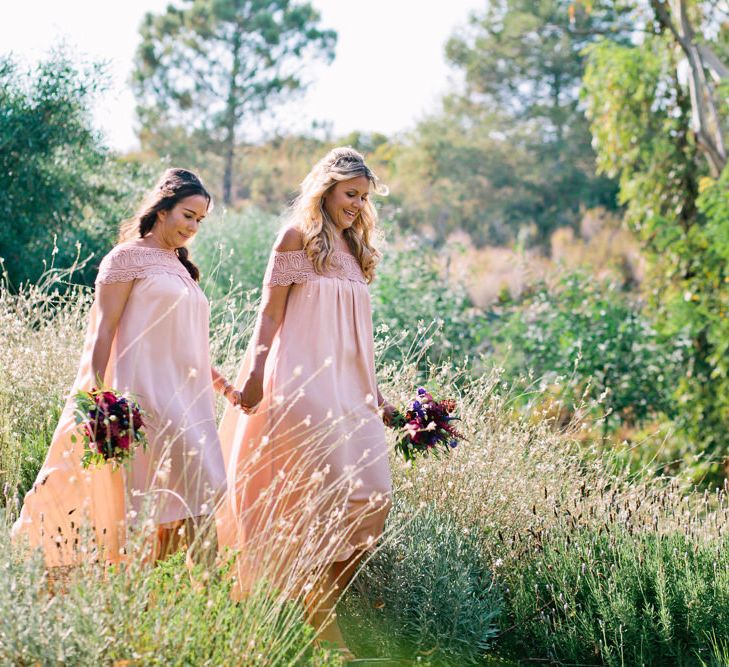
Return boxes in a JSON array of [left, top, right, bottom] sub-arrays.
[[391, 387, 463, 462], [72, 386, 146, 469]]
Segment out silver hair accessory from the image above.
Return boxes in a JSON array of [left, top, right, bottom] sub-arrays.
[[332, 154, 362, 168]]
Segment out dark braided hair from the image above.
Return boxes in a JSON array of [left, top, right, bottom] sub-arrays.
[[118, 168, 211, 281]]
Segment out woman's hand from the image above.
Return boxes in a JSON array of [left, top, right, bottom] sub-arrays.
[[239, 371, 264, 414], [379, 401, 398, 427], [224, 386, 240, 406]]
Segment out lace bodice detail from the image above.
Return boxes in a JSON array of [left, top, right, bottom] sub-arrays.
[[96, 245, 190, 285], [263, 250, 366, 286]]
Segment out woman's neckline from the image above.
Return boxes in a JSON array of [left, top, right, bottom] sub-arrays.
[[121, 240, 177, 254], [280, 248, 358, 261]]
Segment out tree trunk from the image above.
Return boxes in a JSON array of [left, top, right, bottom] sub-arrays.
[[651, 0, 727, 176], [222, 127, 235, 205], [222, 27, 243, 205], [553, 69, 563, 144]]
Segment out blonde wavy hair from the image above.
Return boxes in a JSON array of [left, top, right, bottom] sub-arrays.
[[288, 146, 388, 284]]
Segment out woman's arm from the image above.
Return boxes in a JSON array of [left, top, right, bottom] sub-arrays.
[[238, 284, 292, 410], [238, 227, 301, 411], [90, 281, 134, 385], [210, 366, 239, 405], [251, 285, 291, 375]]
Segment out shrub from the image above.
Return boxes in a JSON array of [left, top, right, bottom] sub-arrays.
[[340, 500, 501, 665], [493, 270, 682, 431], [194, 207, 280, 302], [371, 232, 490, 366], [193, 208, 275, 367], [504, 528, 729, 665], [0, 526, 342, 666]]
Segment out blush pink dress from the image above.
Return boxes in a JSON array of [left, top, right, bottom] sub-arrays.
[[216, 249, 392, 596], [12, 244, 226, 567]]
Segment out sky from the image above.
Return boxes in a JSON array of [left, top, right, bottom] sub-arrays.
[[0, 0, 485, 151]]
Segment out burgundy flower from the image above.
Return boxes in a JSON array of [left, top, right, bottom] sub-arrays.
[[101, 391, 118, 405], [116, 433, 131, 451], [76, 387, 147, 468], [108, 420, 121, 438]]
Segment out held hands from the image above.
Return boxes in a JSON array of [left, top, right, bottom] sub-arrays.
[[238, 371, 264, 415], [228, 389, 244, 407], [221, 382, 239, 407], [220, 373, 262, 414]]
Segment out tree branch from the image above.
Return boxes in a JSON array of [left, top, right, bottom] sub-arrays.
[[651, 0, 727, 175], [698, 43, 729, 82]]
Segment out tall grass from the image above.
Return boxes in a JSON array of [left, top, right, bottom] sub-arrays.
[[0, 256, 94, 509], [0, 523, 343, 666]]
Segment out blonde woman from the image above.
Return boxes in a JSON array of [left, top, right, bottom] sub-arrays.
[[13, 169, 235, 569], [216, 147, 394, 653]]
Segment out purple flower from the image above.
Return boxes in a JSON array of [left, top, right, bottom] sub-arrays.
[[449, 439, 458, 448], [417, 387, 427, 396]]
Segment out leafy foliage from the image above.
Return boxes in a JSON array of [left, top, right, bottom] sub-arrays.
[[194, 206, 278, 300], [0, 53, 152, 287], [583, 29, 729, 462], [371, 234, 490, 366], [493, 271, 682, 430], [505, 528, 729, 665]]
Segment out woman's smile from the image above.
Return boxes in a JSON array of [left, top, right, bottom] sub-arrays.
[[324, 175, 370, 232]]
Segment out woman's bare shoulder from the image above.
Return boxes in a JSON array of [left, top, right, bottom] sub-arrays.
[[274, 226, 304, 252]]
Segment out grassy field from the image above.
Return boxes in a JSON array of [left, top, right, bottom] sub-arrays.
[[2, 213, 729, 666]]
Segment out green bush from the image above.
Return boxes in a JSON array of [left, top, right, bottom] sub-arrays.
[[493, 270, 682, 430], [664, 168, 729, 464], [504, 528, 729, 665], [340, 500, 501, 665], [193, 208, 279, 368], [0, 53, 154, 288], [194, 207, 280, 302], [371, 233, 490, 366]]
